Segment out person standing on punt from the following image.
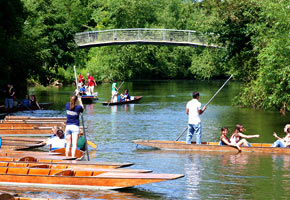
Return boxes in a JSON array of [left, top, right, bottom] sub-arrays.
[[230, 124, 259, 147], [220, 127, 241, 151], [186, 91, 206, 144], [4, 84, 15, 109], [87, 73, 96, 95], [272, 124, 290, 147], [78, 73, 83, 87], [65, 94, 83, 158]]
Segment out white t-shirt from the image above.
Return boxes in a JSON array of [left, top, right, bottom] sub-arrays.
[[186, 99, 202, 124], [46, 137, 66, 149]]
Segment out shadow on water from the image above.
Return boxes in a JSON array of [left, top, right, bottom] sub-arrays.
[[0, 186, 166, 200]]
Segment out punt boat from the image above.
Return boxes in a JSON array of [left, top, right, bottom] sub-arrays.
[[0, 166, 184, 190], [4, 116, 66, 121], [81, 95, 98, 104], [0, 103, 53, 114], [101, 96, 143, 106], [132, 140, 290, 154], [0, 157, 134, 169], [0, 128, 52, 136]]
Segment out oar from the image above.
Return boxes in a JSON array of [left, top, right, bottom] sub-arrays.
[[87, 140, 97, 149], [175, 74, 233, 141]]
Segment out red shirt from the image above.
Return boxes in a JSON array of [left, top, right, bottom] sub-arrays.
[[88, 76, 95, 86], [78, 74, 83, 83]]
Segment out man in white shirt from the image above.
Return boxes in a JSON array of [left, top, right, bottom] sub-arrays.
[[186, 91, 206, 144]]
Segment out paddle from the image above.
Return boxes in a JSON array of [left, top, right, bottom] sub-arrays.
[[175, 75, 233, 141], [87, 140, 97, 149]]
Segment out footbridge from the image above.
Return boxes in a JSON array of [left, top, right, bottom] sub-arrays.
[[74, 28, 218, 48]]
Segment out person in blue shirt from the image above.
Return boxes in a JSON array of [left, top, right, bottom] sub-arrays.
[[65, 94, 83, 158], [21, 95, 31, 108], [121, 89, 130, 101]]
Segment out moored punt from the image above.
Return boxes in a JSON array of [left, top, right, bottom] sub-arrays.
[[0, 128, 52, 136], [101, 96, 143, 106], [0, 103, 53, 114], [4, 116, 66, 121], [81, 95, 98, 104], [132, 140, 290, 154], [0, 161, 151, 173], [0, 121, 65, 128], [0, 166, 184, 190], [0, 157, 134, 169]]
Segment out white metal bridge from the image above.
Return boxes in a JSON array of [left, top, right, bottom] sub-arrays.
[[74, 28, 218, 48]]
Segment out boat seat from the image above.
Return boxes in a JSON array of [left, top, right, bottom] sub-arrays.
[[29, 164, 50, 169], [52, 169, 74, 176], [7, 167, 29, 175], [18, 156, 37, 162]]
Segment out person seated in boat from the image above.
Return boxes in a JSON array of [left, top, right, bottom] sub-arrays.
[[21, 95, 31, 108], [219, 127, 241, 151], [79, 82, 87, 96], [41, 130, 66, 151], [229, 124, 260, 147], [77, 131, 86, 151], [272, 124, 290, 148], [31, 95, 41, 110], [121, 89, 130, 101]]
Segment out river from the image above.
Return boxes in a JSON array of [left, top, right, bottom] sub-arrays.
[[4, 80, 289, 199]]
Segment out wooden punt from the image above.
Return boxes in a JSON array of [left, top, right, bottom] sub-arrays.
[[0, 128, 52, 136], [0, 161, 151, 173], [0, 123, 65, 129], [0, 166, 184, 190], [0, 103, 53, 114], [0, 156, 134, 169], [81, 95, 98, 104], [101, 96, 143, 106], [4, 116, 66, 121], [133, 140, 290, 154]]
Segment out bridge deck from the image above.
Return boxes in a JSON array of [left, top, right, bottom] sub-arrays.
[[75, 28, 218, 48]]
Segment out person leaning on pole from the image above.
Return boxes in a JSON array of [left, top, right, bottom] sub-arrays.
[[186, 91, 206, 144]]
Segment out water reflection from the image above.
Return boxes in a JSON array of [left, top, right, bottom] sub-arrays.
[[0, 186, 164, 200], [110, 104, 135, 113]]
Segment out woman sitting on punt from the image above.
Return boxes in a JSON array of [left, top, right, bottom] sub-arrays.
[[31, 95, 41, 110], [229, 124, 260, 147], [219, 127, 241, 151], [272, 124, 290, 148]]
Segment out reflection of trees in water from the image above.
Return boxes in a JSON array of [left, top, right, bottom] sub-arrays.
[[0, 186, 164, 200]]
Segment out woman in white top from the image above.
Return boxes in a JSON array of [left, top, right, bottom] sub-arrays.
[[42, 130, 66, 151], [272, 124, 290, 147], [230, 124, 259, 147]]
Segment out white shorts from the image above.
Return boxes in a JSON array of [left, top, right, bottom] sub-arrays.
[[65, 125, 80, 135]]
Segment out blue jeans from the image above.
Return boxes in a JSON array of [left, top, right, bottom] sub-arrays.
[[5, 98, 13, 109], [272, 140, 285, 147], [186, 123, 202, 144]]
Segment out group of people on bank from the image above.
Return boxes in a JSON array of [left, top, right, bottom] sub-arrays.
[[186, 91, 290, 150], [2, 83, 41, 110]]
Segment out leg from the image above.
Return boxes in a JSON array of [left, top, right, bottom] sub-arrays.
[[8, 99, 13, 108], [194, 123, 202, 144], [186, 124, 194, 144], [65, 134, 72, 157], [71, 133, 79, 158], [272, 140, 285, 147], [237, 139, 249, 147], [4, 98, 8, 109]]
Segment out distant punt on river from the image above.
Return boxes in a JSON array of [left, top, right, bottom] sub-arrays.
[[0, 103, 53, 114], [133, 140, 290, 154], [101, 96, 142, 106]]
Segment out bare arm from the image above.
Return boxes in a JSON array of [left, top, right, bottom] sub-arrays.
[[239, 133, 259, 139], [186, 108, 189, 115], [221, 137, 241, 151], [273, 132, 282, 140], [198, 106, 207, 115]]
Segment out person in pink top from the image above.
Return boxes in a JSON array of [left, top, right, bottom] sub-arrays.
[[87, 73, 96, 95]]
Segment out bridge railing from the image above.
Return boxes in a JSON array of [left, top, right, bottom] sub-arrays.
[[75, 28, 216, 47]]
